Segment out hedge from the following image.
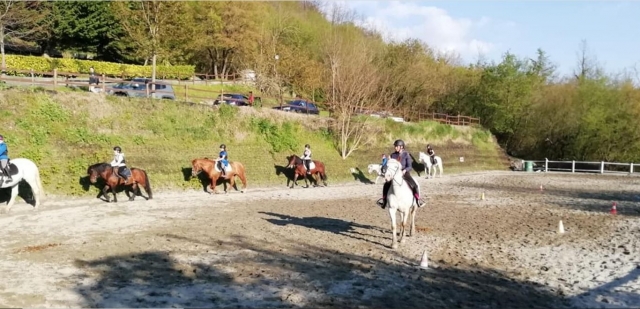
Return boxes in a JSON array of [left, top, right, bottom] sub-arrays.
[[3, 55, 195, 79]]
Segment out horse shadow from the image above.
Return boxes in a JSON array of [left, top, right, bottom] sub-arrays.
[[0, 181, 37, 207], [78, 175, 139, 202], [181, 167, 235, 193], [350, 167, 374, 184], [259, 211, 387, 247]]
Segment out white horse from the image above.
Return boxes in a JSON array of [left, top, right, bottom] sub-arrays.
[[0, 158, 44, 213], [367, 163, 383, 184], [383, 158, 419, 249], [418, 151, 443, 179]]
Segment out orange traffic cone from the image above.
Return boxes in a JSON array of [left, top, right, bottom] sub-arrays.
[[610, 202, 617, 215], [419, 250, 429, 269]]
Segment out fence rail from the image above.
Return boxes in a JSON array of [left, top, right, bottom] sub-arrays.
[[525, 158, 639, 175]]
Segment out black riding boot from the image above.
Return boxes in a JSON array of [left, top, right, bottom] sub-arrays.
[[377, 181, 391, 209], [4, 166, 11, 181], [219, 162, 226, 176], [305, 161, 311, 174], [404, 174, 425, 208]]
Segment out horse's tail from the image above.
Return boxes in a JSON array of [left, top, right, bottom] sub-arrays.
[[142, 169, 153, 199], [35, 166, 45, 202]]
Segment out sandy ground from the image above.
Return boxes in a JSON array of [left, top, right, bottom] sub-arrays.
[[0, 171, 639, 308]]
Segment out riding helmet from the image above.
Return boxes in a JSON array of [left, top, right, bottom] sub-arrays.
[[113, 146, 122, 152], [305, 144, 310, 148], [393, 139, 405, 147], [219, 144, 226, 149]]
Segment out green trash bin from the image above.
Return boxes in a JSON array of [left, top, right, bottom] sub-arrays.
[[525, 161, 533, 172]]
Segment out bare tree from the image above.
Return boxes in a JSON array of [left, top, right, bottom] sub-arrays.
[[0, 0, 49, 70], [322, 4, 391, 159]]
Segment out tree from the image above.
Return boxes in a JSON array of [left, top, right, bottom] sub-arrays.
[[321, 5, 390, 159], [111, 0, 184, 82], [0, 0, 49, 69]]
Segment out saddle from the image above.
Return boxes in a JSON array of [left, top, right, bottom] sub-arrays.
[[216, 162, 232, 173], [303, 160, 316, 171], [1, 161, 19, 183]]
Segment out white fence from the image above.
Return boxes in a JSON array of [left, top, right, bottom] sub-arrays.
[[526, 158, 638, 175]]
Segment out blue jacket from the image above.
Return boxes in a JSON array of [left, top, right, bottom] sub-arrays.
[[390, 151, 412, 172], [381, 157, 388, 167], [0, 143, 8, 160], [219, 150, 228, 165]]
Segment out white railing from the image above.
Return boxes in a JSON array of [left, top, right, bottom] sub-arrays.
[[525, 158, 638, 175]]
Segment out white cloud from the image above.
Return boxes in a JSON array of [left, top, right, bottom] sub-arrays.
[[319, 1, 504, 61]]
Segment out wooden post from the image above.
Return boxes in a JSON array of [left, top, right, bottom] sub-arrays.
[[30, 68, 35, 87], [545, 158, 549, 172], [184, 84, 188, 102], [631, 163, 634, 174], [600, 161, 605, 174], [53, 69, 58, 90], [101, 74, 106, 92], [571, 160, 575, 173]]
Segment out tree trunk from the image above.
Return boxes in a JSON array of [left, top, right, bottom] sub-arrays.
[[1, 25, 5, 73], [151, 53, 157, 91]]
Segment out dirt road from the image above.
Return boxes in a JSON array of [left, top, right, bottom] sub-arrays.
[[1, 171, 639, 308]]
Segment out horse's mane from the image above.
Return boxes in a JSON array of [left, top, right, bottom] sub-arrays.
[[87, 162, 111, 174]]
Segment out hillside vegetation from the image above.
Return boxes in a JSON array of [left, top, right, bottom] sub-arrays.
[[0, 89, 505, 196]]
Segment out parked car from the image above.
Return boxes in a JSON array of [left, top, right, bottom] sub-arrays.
[[106, 78, 176, 100], [272, 99, 320, 115], [213, 93, 251, 106]]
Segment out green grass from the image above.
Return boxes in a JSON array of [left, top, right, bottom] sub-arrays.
[[0, 89, 507, 196]]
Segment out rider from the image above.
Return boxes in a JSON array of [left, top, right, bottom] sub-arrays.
[[380, 154, 388, 174], [302, 144, 312, 174], [426, 144, 436, 165], [217, 144, 229, 176], [0, 135, 11, 182], [110, 146, 132, 183], [376, 139, 425, 209]]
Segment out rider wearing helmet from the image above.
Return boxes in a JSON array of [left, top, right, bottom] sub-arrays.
[[376, 139, 425, 209], [217, 144, 229, 176], [302, 144, 312, 174], [426, 144, 436, 165], [0, 135, 11, 182], [380, 154, 388, 174], [110, 146, 133, 184]]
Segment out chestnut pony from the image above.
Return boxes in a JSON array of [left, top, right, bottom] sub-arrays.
[[87, 163, 153, 203], [191, 158, 247, 194], [286, 154, 327, 188]]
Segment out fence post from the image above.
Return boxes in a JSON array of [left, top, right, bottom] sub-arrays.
[[184, 84, 188, 102], [101, 74, 106, 92], [600, 161, 605, 174], [630, 163, 634, 174], [30, 68, 34, 87], [545, 158, 548, 172], [53, 69, 58, 90], [571, 160, 575, 173]]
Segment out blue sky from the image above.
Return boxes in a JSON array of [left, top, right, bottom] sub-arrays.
[[322, 1, 640, 78]]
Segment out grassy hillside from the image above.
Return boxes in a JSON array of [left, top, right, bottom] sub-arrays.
[[0, 89, 507, 196]]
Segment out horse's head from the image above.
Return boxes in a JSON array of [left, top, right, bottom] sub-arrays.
[[418, 152, 427, 162], [87, 163, 108, 184], [191, 159, 204, 177], [384, 159, 402, 182], [286, 155, 301, 169]]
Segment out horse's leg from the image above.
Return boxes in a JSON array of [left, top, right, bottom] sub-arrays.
[[399, 211, 408, 244], [128, 184, 136, 201], [226, 175, 236, 194], [410, 206, 417, 237], [102, 185, 111, 202], [4, 185, 19, 213], [238, 171, 247, 193], [211, 175, 219, 194], [291, 173, 298, 189], [111, 184, 118, 203], [388, 207, 398, 249]]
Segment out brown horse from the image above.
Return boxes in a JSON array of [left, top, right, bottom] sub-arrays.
[[87, 163, 153, 203], [286, 155, 327, 188], [191, 158, 248, 194]]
